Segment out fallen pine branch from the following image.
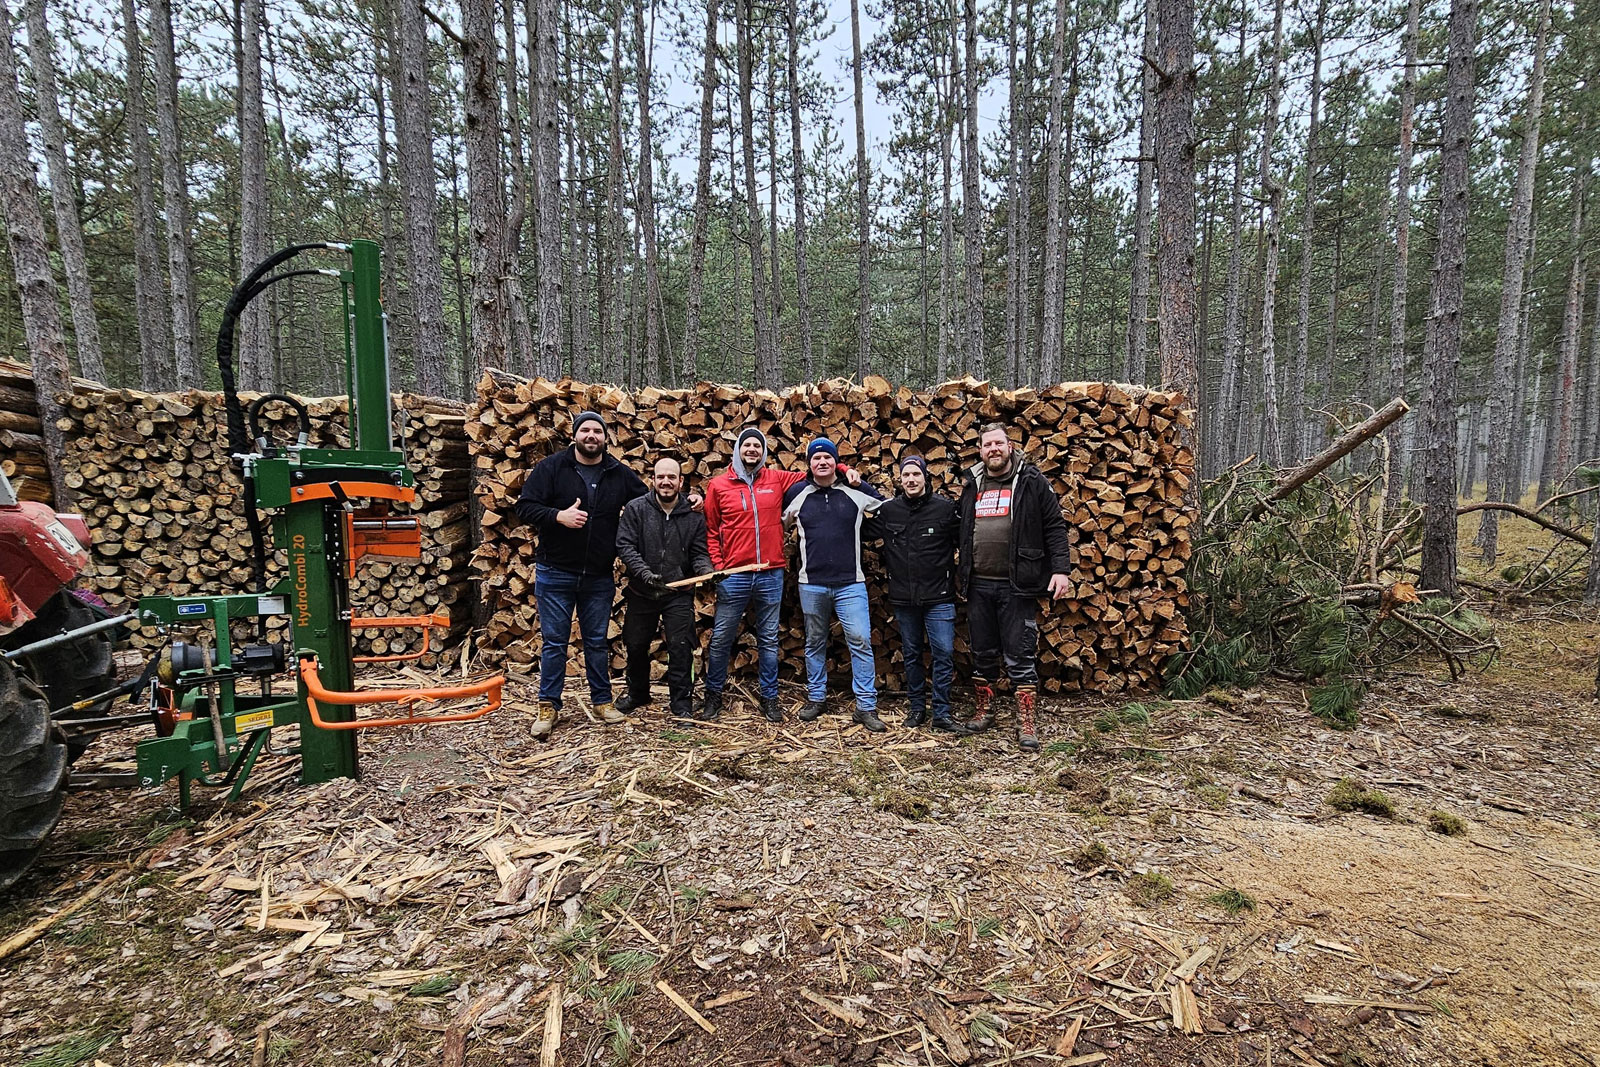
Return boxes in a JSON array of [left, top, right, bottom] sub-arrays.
[[1457, 501, 1591, 548]]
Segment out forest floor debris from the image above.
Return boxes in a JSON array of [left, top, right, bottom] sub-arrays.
[[3, 607, 1598, 1067]]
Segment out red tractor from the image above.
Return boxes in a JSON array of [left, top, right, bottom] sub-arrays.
[[0, 469, 128, 889]]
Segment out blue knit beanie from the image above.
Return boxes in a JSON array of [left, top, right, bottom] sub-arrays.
[[807, 438, 839, 461]]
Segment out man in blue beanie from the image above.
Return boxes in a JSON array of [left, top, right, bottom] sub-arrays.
[[782, 438, 888, 731]]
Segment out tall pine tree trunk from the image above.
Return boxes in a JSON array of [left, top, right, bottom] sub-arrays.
[[938, 50, 954, 382], [499, 0, 533, 375], [681, 0, 719, 381], [786, 0, 814, 381], [635, 0, 662, 385], [122, 0, 170, 389], [0, 5, 73, 506], [1003, 0, 1020, 385], [1255, 0, 1285, 467], [850, 0, 871, 378], [461, 0, 509, 379], [149, 0, 201, 387], [1288, 0, 1326, 462], [1417, 0, 1479, 600], [1156, 0, 1198, 487], [236, 0, 271, 390], [736, 0, 775, 385], [530, 0, 564, 378], [960, 0, 983, 374], [1124, 0, 1155, 386], [1479, 0, 1550, 560], [1038, 0, 1069, 383], [24, 0, 104, 384], [1383, 0, 1420, 513], [395, 0, 449, 395], [1554, 172, 1588, 478], [1216, 9, 1247, 472]]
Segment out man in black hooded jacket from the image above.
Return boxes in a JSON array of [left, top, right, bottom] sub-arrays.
[[871, 454, 964, 733]]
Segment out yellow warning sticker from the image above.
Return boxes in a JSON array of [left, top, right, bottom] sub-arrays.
[[235, 710, 274, 732]]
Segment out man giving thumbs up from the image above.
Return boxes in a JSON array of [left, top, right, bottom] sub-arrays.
[[514, 410, 648, 738]]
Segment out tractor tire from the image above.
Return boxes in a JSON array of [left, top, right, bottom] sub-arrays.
[[5, 590, 118, 760], [0, 656, 67, 891]]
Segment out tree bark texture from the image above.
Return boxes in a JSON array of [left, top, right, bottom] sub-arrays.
[[1255, 0, 1285, 467], [530, 0, 563, 379], [1288, 0, 1325, 463], [1038, 0, 1069, 384], [850, 0, 871, 378], [736, 0, 775, 386], [122, 0, 171, 390], [149, 0, 201, 388], [786, 0, 814, 382], [1124, 0, 1155, 387], [634, 0, 662, 387], [1156, 0, 1198, 487], [461, 0, 508, 380], [960, 0, 984, 374], [1382, 0, 1420, 517], [236, 0, 271, 391], [1417, 0, 1478, 600], [681, 0, 718, 382], [395, 0, 450, 396]]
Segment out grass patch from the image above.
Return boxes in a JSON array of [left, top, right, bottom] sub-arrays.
[[605, 949, 660, 974], [1326, 777, 1397, 818], [22, 1032, 116, 1067], [605, 1015, 636, 1062], [407, 973, 458, 997], [677, 885, 710, 908], [854, 962, 881, 982], [883, 914, 909, 931], [266, 1036, 298, 1064], [974, 915, 1003, 938], [1094, 703, 1152, 733], [602, 978, 639, 1006], [1195, 785, 1230, 810], [872, 786, 932, 820], [1206, 887, 1257, 914], [968, 1012, 1003, 1043], [1125, 871, 1176, 906], [1427, 810, 1468, 836], [1043, 739, 1076, 756], [1073, 840, 1111, 870]]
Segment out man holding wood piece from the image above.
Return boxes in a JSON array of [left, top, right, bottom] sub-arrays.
[[513, 411, 647, 738], [701, 427, 855, 722], [784, 438, 888, 732], [958, 423, 1073, 750], [871, 454, 964, 733], [615, 456, 714, 722]]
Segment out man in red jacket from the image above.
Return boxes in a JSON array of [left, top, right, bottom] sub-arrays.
[[701, 427, 856, 722]]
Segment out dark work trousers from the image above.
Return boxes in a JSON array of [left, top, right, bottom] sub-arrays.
[[621, 591, 697, 716], [967, 577, 1040, 687]]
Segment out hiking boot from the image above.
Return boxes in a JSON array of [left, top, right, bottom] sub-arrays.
[[1016, 686, 1040, 751], [760, 696, 785, 723], [614, 692, 650, 716], [699, 690, 723, 721], [531, 701, 558, 740], [595, 701, 626, 725], [930, 712, 966, 735], [798, 700, 825, 722], [853, 707, 887, 733], [903, 707, 929, 729], [966, 682, 995, 732], [669, 703, 697, 723]]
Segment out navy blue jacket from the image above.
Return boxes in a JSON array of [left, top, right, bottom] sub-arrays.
[[513, 446, 648, 575], [781, 477, 884, 587]]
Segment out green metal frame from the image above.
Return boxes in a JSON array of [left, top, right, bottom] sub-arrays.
[[134, 239, 409, 803]]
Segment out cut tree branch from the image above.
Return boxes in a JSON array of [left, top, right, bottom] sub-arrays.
[[1456, 502, 1592, 547], [1250, 397, 1410, 518]]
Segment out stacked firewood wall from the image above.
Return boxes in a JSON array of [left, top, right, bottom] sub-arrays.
[[469, 371, 1193, 695], [50, 383, 475, 659], [0, 360, 55, 504]]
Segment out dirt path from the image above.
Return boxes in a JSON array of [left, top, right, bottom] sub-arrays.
[[2, 613, 1597, 1067]]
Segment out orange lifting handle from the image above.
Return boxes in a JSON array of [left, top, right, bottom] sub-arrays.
[[350, 612, 451, 664], [298, 654, 504, 731]]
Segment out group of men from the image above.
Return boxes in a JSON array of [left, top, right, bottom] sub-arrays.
[[511, 410, 1073, 750]]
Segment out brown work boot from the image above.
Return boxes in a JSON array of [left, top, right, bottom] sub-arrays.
[[531, 701, 558, 740], [594, 701, 626, 725], [1016, 686, 1040, 751], [967, 682, 995, 732]]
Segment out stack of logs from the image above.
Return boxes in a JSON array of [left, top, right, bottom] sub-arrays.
[[469, 371, 1193, 694], [53, 384, 476, 660], [0, 360, 54, 504]]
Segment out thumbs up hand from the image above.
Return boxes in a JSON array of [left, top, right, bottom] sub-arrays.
[[558, 498, 589, 529]]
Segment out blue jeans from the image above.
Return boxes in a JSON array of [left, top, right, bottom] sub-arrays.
[[705, 569, 784, 699], [535, 563, 615, 706], [896, 601, 955, 717], [798, 582, 877, 711]]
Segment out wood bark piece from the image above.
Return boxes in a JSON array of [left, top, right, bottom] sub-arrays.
[[800, 987, 865, 1027], [539, 981, 563, 1067], [655, 978, 716, 1033], [0, 867, 121, 962], [914, 998, 971, 1062], [441, 989, 501, 1067]]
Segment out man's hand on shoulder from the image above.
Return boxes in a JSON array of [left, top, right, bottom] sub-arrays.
[[689, 491, 704, 512], [844, 468, 862, 488]]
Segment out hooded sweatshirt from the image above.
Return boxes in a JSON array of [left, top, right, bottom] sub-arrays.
[[702, 428, 812, 570]]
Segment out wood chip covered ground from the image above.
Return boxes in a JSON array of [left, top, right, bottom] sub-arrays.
[[3, 608, 1597, 1067]]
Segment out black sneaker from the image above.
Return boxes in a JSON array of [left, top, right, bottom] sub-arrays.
[[853, 708, 887, 733], [614, 692, 650, 716], [798, 700, 825, 722], [930, 714, 966, 735], [699, 690, 723, 721], [760, 696, 784, 722], [669, 705, 697, 724], [903, 707, 929, 729]]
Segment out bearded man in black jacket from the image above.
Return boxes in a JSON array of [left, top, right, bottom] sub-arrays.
[[873, 454, 964, 734], [615, 456, 713, 722], [957, 423, 1073, 751]]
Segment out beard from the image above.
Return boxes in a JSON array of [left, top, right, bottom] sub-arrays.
[[575, 437, 604, 459], [654, 488, 679, 507], [984, 450, 1012, 475]]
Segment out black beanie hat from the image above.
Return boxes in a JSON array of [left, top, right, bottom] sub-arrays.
[[573, 410, 606, 435]]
